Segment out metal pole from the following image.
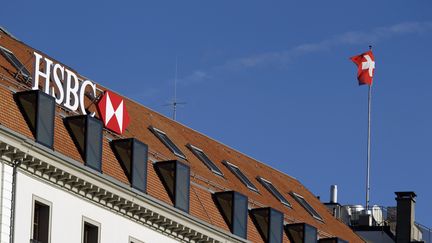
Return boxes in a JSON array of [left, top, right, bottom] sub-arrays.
[[173, 58, 178, 120], [366, 83, 372, 212]]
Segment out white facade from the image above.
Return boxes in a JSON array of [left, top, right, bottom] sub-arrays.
[[0, 163, 12, 243], [14, 171, 177, 243]]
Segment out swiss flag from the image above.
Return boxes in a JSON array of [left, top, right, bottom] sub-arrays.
[[350, 50, 375, 86], [97, 91, 130, 135]]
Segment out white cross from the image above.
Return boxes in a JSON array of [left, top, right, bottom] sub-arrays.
[[362, 55, 375, 77]]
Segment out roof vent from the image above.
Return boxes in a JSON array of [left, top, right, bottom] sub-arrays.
[[213, 191, 248, 239], [64, 115, 103, 171], [154, 160, 190, 213], [15, 90, 55, 148], [250, 207, 284, 243], [111, 138, 148, 193]]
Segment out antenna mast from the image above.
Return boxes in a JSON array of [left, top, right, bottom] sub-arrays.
[[169, 57, 185, 120]]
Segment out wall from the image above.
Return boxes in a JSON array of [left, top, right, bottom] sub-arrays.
[[14, 171, 179, 243], [0, 161, 12, 243]]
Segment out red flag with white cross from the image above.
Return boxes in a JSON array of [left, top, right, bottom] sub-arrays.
[[350, 50, 375, 86]]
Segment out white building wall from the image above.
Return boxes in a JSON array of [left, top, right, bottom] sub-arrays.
[[14, 171, 179, 243], [0, 162, 13, 243]]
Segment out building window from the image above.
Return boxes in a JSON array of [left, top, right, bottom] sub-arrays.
[[149, 126, 186, 159], [0, 45, 31, 80], [250, 207, 284, 243], [82, 217, 100, 243], [290, 192, 323, 221], [111, 138, 148, 193], [187, 144, 223, 176], [64, 115, 103, 171], [129, 236, 144, 243], [285, 223, 318, 243], [31, 196, 51, 243], [154, 160, 190, 213], [213, 191, 248, 239], [15, 90, 56, 148], [223, 160, 258, 192], [257, 176, 291, 207]]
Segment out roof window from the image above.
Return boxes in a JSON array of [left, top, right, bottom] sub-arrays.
[[213, 191, 248, 239], [257, 176, 291, 207], [15, 90, 56, 148], [285, 223, 318, 243], [154, 160, 190, 213], [64, 115, 103, 172], [223, 160, 258, 192], [0, 45, 31, 80], [290, 192, 323, 221], [187, 144, 223, 176], [149, 126, 186, 159], [111, 138, 148, 193], [250, 207, 284, 243]]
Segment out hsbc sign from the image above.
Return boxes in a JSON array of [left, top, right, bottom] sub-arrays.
[[32, 51, 130, 135], [32, 52, 97, 115], [97, 91, 130, 134]]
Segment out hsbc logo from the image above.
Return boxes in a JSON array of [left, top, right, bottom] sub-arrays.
[[97, 91, 130, 135]]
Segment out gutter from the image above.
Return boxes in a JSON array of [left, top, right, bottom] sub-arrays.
[[9, 159, 22, 243]]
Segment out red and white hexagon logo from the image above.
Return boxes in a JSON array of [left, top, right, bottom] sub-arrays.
[[97, 91, 130, 135]]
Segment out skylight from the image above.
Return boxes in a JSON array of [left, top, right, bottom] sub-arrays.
[[149, 126, 186, 159], [0, 45, 31, 80], [187, 144, 223, 176], [257, 176, 291, 207], [290, 192, 323, 221], [223, 160, 258, 192]]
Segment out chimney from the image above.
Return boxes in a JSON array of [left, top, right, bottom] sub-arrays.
[[330, 185, 338, 203], [395, 191, 417, 243]]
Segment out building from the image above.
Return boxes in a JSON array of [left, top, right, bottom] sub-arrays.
[[324, 186, 431, 243], [0, 26, 363, 243]]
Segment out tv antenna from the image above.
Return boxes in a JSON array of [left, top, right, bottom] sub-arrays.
[[165, 58, 186, 120]]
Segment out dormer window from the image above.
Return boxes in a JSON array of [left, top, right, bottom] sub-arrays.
[[187, 144, 223, 176], [149, 126, 186, 159], [154, 160, 190, 213], [213, 191, 248, 238], [15, 90, 56, 148], [64, 115, 103, 171], [285, 223, 318, 243], [111, 138, 148, 193], [250, 207, 284, 243]]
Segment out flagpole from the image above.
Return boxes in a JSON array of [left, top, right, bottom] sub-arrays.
[[365, 45, 372, 213], [366, 83, 372, 213]]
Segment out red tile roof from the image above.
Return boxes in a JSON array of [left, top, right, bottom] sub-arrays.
[[0, 30, 364, 243]]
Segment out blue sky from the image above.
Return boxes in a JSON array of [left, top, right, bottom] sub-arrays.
[[3, 1, 432, 226]]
